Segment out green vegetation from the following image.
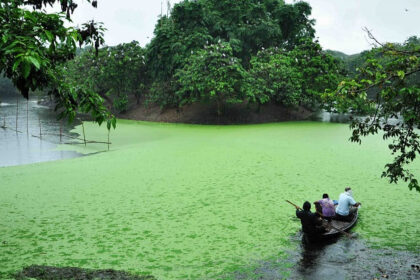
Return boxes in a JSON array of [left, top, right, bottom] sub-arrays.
[[61, 0, 342, 115], [325, 33, 420, 192], [0, 0, 115, 128], [0, 121, 419, 279], [175, 42, 249, 115], [63, 42, 147, 113]]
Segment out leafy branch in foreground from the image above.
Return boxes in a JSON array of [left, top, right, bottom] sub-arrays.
[[0, 0, 115, 129], [324, 30, 420, 192]]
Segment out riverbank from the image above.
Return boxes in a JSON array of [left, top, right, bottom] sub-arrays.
[[0, 120, 419, 279], [38, 95, 315, 124], [121, 102, 314, 124]]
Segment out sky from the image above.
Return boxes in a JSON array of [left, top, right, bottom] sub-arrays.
[[65, 0, 420, 55]]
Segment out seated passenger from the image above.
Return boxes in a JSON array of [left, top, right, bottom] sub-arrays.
[[335, 187, 361, 221], [295, 201, 326, 236], [314, 193, 335, 221]]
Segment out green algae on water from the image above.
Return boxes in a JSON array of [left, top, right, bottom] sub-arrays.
[[0, 120, 419, 279]]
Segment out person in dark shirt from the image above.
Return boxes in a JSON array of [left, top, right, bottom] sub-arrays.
[[295, 201, 326, 236]]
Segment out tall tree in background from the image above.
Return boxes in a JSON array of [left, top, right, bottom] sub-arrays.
[[248, 47, 302, 109], [324, 31, 420, 192], [289, 38, 343, 108], [175, 42, 250, 115], [0, 0, 115, 128], [248, 39, 342, 111], [64, 42, 147, 113], [146, 0, 315, 107]]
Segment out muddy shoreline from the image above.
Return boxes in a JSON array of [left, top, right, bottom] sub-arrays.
[[234, 233, 420, 280], [14, 265, 155, 280], [121, 102, 314, 125]]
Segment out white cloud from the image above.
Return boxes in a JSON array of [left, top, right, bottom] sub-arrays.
[[286, 0, 420, 54]]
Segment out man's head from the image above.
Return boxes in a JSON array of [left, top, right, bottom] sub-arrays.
[[345, 187, 353, 197], [303, 201, 311, 211], [322, 193, 329, 199]]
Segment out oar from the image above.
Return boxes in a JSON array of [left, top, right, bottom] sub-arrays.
[[285, 200, 301, 209]]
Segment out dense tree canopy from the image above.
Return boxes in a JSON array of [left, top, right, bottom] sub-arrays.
[[175, 42, 250, 115], [59, 0, 341, 115], [145, 0, 341, 111], [0, 0, 115, 128], [146, 0, 315, 100], [248, 47, 302, 108], [2, 0, 343, 125], [324, 32, 420, 192], [64, 42, 147, 113]]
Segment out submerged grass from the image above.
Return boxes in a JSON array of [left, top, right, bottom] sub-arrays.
[[0, 120, 419, 279]]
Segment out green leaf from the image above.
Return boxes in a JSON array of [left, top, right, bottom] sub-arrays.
[[26, 56, 41, 69], [12, 59, 22, 72], [22, 62, 31, 79], [112, 117, 117, 129], [44, 30, 54, 42]]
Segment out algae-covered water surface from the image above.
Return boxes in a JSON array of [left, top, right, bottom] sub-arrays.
[[0, 120, 419, 279]]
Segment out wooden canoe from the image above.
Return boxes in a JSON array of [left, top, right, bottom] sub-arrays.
[[321, 207, 358, 237]]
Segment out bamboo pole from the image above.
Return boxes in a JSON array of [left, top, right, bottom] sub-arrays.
[[26, 99, 29, 134], [2, 116, 5, 128], [15, 94, 18, 132], [39, 117, 42, 138], [60, 120, 63, 143], [107, 129, 110, 151], [81, 121, 87, 146]]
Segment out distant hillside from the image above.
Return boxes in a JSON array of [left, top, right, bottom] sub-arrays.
[[325, 49, 369, 76]]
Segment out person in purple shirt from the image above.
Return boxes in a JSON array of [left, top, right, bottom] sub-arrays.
[[314, 193, 335, 221]]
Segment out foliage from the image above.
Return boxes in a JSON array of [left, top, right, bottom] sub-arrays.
[[174, 42, 250, 115], [324, 32, 420, 192], [248, 39, 343, 110], [0, 0, 115, 129], [289, 39, 344, 108], [64, 41, 147, 113], [113, 94, 129, 113], [146, 0, 315, 106], [147, 79, 179, 110], [248, 48, 302, 108], [326, 50, 369, 76]]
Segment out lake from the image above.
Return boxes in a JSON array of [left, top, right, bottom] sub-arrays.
[[0, 109, 419, 279], [0, 95, 82, 167]]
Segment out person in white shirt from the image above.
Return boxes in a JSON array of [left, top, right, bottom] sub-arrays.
[[335, 187, 361, 221]]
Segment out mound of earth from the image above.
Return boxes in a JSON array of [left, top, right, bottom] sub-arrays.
[[15, 265, 156, 280], [122, 101, 313, 124]]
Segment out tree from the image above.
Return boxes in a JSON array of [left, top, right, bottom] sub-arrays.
[[64, 42, 147, 113], [0, 0, 115, 129], [248, 39, 343, 111], [174, 42, 250, 115], [289, 38, 344, 108], [146, 0, 315, 107], [324, 30, 420, 192], [248, 48, 302, 109]]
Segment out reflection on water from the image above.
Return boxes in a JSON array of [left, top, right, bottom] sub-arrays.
[[309, 110, 352, 123], [0, 95, 83, 167]]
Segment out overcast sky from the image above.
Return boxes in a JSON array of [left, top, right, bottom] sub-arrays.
[[67, 0, 420, 55]]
